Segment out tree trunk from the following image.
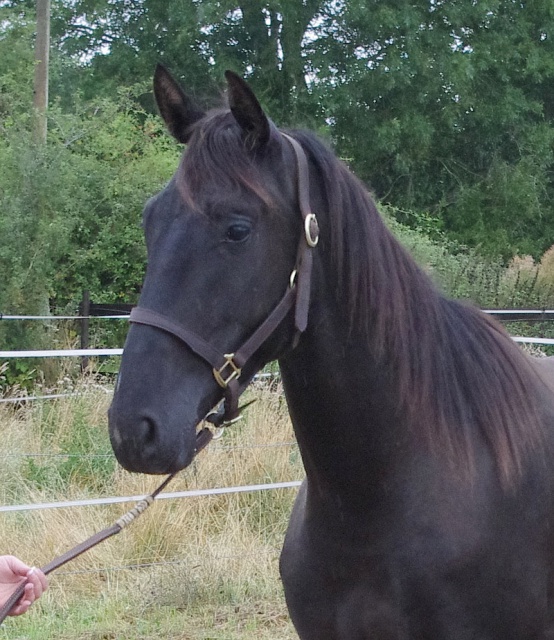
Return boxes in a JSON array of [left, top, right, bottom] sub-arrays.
[[34, 0, 50, 144]]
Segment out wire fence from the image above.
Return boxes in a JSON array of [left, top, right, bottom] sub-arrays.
[[1, 310, 553, 584], [3, 309, 554, 321], [0, 442, 297, 458], [0, 481, 303, 514], [3, 334, 554, 360], [52, 552, 282, 577], [0, 314, 129, 320], [0, 376, 301, 585], [0, 336, 298, 583]]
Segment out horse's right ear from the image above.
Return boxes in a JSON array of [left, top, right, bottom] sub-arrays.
[[153, 64, 205, 144]]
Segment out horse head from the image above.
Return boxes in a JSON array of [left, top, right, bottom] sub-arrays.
[[108, 66, 311, 474]]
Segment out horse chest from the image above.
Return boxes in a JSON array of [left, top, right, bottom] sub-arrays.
[[279, 481, 554, 640], [281, 540, 551, 640]]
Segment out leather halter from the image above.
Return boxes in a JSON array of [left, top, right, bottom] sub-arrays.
[[129, 133, 319, 428]]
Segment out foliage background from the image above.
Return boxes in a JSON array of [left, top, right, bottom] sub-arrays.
[[1, 0, 554, 347], [1, 3, 554, 635]]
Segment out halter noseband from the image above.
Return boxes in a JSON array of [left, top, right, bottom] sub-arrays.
[[128, 133, 319, 430]]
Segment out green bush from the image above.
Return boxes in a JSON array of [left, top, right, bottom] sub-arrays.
[[384, 205, 554, 309], [0, 82, 180, 360]]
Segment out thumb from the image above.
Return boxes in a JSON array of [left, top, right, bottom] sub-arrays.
[[4, 556, 31, 578]]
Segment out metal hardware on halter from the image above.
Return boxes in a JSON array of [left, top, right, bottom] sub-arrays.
[[290, 269, 298, 288], [204, 413, 242, 440], [305, 213, 320, 247], [204, 407, 240, 438], [204, 398, 257, 430], [129, 132, 317, 426], [213, 353, 242, 388]]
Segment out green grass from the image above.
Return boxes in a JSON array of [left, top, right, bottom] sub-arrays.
[[1, 567, 297, 639], [0, 377, 301, 639]]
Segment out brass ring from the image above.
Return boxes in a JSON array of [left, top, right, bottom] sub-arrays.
[[289, 269, 298, 288], [211, 427, 225, 440], [304, 213, 319, 247]]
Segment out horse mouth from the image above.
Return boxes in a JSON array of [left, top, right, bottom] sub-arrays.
[[108, 408, 200, 475]]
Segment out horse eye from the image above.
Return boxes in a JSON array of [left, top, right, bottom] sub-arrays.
[[226, 223, 251, 243]]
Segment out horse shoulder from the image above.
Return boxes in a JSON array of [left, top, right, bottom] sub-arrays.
[[533, 355, 554, 380]]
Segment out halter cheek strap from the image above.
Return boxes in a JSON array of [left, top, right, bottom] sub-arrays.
[[129, 133, 319, 427]]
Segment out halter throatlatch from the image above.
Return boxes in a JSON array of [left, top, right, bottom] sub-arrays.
[[129, 132, 319, 430]]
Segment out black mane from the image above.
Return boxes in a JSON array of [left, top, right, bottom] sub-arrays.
[[292, 129, 545, 483], [178, 111, 544, 483]]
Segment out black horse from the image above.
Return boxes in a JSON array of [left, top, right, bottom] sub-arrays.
[[109, 66, 554, 639]]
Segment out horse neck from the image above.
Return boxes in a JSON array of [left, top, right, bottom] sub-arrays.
[[278, 291, 411, 507]]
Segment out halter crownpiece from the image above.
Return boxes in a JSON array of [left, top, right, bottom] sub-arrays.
[[129, 132, 319, 429]]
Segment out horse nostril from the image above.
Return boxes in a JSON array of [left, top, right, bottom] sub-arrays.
[[139, 416, 158, 445]]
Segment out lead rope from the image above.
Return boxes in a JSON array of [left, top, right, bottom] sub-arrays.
[[0, 426, 214, 625]]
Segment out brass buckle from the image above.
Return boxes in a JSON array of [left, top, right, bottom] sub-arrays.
[[304, 213, 319, 247], [213, 353, 241, 388]]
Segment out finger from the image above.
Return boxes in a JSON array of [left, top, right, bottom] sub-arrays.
[[9, 600, 31, 617], [35, 569, 48, 593], [26, 568, 47, 596], [26, 571, 39, 598], [26, 573, 42, 599], [23, 582, 36, 603]]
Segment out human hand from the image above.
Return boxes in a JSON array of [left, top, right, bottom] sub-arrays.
[[0, 556, 48, 616]]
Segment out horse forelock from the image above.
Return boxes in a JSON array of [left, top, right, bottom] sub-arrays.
[[176, 110, 276, 211], [288, 129, 545, 487]]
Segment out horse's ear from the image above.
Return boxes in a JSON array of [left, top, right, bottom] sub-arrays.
[[153, 64, 205, 144], [225, 70, 270, 149]]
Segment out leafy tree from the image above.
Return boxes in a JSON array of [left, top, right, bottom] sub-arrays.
[[0, 4, 36, 120], [0, 82, 179, 351], [3, 0, 327, 124], [312, 0, 554, 258], [41, 0, 554, 258], [2, 0, 554, 282]]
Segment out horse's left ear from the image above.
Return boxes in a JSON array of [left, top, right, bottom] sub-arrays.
[[225, 70, 270, 149], [154, 64, 205, 144]]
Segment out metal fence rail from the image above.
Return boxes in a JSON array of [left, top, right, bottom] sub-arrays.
[[1, 334, 552, 360], [0, 481, 303, 514], [5, 308, 554, 322], [0, 348, 123, 358]]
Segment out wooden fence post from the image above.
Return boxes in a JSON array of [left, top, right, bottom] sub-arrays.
[[80, 291, 90, 371]]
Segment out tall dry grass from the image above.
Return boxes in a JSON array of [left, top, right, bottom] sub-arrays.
[[502, 245, 554, 306], [0, 373, 301, 639]]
